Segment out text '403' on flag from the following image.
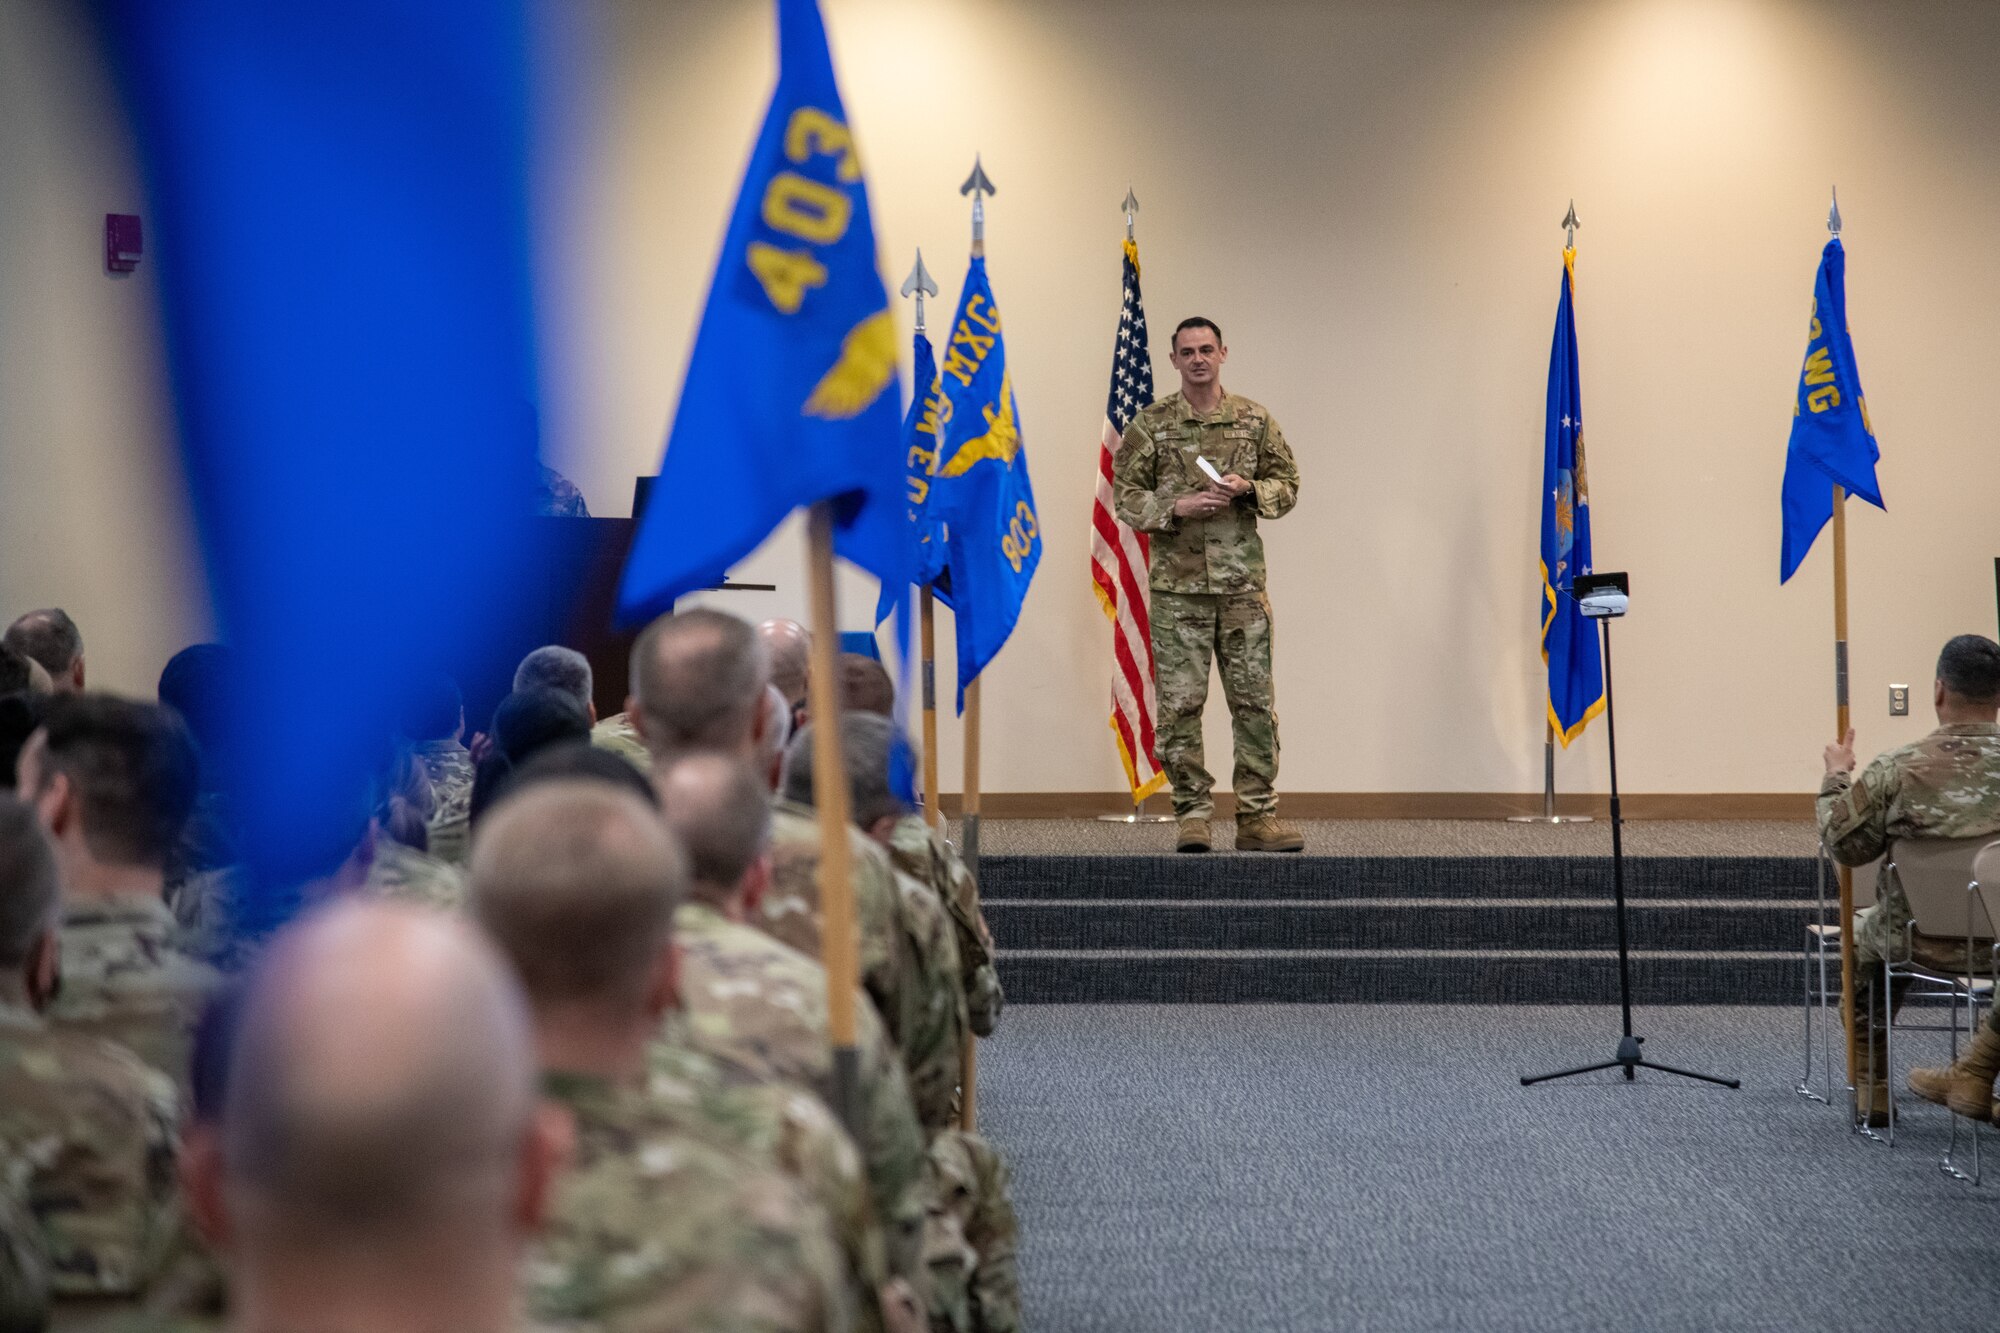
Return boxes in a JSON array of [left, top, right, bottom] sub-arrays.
[[933, 256, 1040, 710], [1539, 249, 1605, 747], [1779, 236, 1884, 583], [617, 0, 905, 625]]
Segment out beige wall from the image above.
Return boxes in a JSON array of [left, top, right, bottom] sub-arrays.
[[9, 0, 1998, 799], [0, 0, 210, 697], [559, 0, 2000, 797]]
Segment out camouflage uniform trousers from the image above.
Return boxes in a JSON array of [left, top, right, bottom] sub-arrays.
[[1149, 589, 1279, 820]]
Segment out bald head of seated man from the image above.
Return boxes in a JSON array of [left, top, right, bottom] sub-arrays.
[[182, 899, 557, 1333], [758, 618, 812, 713], [471, 778, 854, 1332], [626, 608, 776, 767]]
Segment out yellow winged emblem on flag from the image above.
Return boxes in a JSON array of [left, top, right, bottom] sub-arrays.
[[938, 368, 1020, 478], [803, 310, 897, 420]]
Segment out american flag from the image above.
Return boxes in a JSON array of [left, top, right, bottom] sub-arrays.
[[1089, 240, 1167, 802]]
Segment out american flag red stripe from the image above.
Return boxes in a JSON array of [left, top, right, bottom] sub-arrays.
[[1089, 238, 1166, 802]]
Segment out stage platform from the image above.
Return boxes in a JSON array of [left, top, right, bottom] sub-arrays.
[[967, 819, 1828, 1005]]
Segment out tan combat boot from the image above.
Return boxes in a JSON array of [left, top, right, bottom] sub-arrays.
[[1235, 814, 1304, 853], [1176, 816, 1211, 853], [1906, 1025, 2000, 1122]]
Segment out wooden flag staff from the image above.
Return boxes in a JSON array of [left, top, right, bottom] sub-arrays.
[[1823, 187, 1862, 1109], [805, 503, 864, 1133], [900, 248, 946, 837]]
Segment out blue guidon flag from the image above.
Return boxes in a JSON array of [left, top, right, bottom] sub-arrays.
[[618, 0, 906, 623], [1538, 247, 1605, 747], [1779, 236, 1884, 583]]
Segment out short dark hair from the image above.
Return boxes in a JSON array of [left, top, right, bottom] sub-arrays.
[[158, 644, 240, 767], [33, 694, 198, 867], [631, 609, 770, 756], [0, 695, 47, 793], [1937, 635, 2000, 704], [837, 653, 895, 717], [491, 688, 590, 766], [0, 645, 32, 697], [1173, 316, 1222, 350], [397, 671, 464, 743], [496, 741, 657, 811], [656, 752, 772, 899]]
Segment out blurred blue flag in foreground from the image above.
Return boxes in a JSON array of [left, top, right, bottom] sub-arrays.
[[932, 257, 1041, 712], [1780, 237, 1884, 583], [1538, 249, 1605, 747], [95, 0, 542, 914], [618, 0, 905, 625]]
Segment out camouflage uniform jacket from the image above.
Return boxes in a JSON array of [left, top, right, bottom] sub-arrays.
[[364, 836, 468, 913], [756, 803, 921, 1066], [413, 738, 474, 866], [1112, 390, 1300, 594], [591, 713, 651, 771], [674, 903, 928, 1288], [529, 1069, 854, 1333], [885, 817, 1002, 1038], [648, 1026, 889, 1333], [0, 1173, 49, 1330], [923, 1132, 1022, 1333], [0, 997, 181, 1300], [49, 894, 221, 1091], [1820, 721, 2000, 954], [889, 870, 967, 1135]]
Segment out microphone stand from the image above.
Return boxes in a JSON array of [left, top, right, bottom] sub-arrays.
[[1521, 612, 1741, 1090]]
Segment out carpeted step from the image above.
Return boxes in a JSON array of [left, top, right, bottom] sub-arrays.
[[979, 854, 1823, 904], [986, 897, 1817, 953], [996, 947, 1804, 1005]]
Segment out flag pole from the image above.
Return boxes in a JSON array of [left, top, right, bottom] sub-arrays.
[[900, 250, 945, 834], [1514, 201, 1594, 825], [805, 503, 863, 1134], [1097, 186, 1174, 826], [955, 155, 995, 876], [1822, 186, 1860, 1106]]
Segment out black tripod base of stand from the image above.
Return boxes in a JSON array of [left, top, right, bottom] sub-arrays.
[[1521, 1034, 1741, 1088]]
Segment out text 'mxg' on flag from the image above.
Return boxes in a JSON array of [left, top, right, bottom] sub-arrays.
[[933, 256, 1040, 711], [1539, 249, 1605, 747], [1779, 237, 1884, 583], [618, 0, 905, 625], [874, 328, 953, 625]]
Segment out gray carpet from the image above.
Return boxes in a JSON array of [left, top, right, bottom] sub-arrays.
[[960, 819, 1820, 858], [977, 1004, 2000, 1331]]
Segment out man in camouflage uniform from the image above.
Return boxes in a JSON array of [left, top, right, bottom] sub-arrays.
[[184, 898, 561, 1333], [835, 651, 1004, 1038], [1114, 316, 1303, 854], [399, 671, 475, 864], [15, 695, 218, 1088], [1822, 634, 2000, 1124], [471, 779, 856, 1333], [657, 754, 929, 1313], [0, 793, 183, 1314]]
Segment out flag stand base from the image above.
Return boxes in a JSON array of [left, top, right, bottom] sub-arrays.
[[1098, 798, 1174, 824], [1507, 734, 1594, 823]]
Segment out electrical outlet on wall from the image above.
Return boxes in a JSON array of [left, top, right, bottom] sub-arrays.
[[1889, 684, 1910, 717]]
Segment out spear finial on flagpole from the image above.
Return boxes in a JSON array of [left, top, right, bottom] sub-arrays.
[[960, 154, 996, 257], [1122, 187, 1140, 242], [1562, 200, 1579, 250], [1828, 186, 1843, 238], [900, 249, 938, 336]]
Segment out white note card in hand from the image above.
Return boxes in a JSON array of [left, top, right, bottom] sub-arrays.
[[1196, 456, 1225, 487]]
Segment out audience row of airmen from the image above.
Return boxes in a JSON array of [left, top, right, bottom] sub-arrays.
[[0, 604, 1020, 1332]]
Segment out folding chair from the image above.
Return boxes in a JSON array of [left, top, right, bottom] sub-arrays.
[[1938, 840, 2000, 1183], [1799, 850, 1878, 1106], [1866, 836, 1998, 1146]]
